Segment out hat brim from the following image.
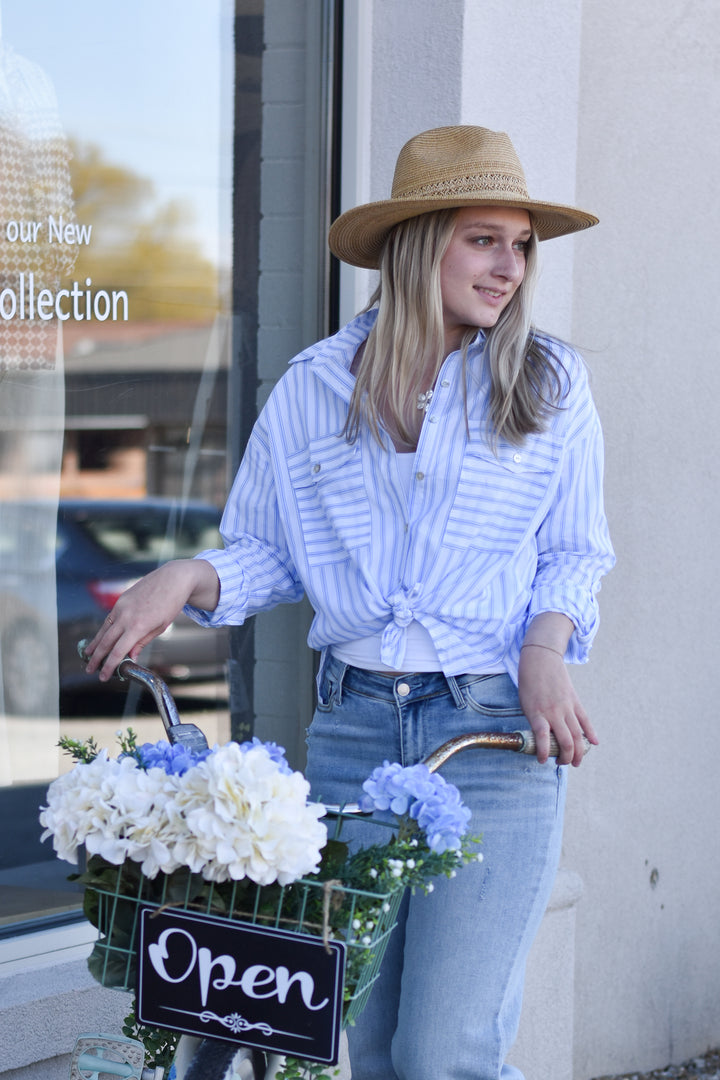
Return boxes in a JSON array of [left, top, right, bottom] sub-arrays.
[[328, 195, 599, 269]]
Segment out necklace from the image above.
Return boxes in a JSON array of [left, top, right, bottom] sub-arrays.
[[416, 388, 434, 412]]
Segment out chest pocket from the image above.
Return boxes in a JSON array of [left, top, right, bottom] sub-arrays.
[[443, 430, 563, 553], [287, 433, 372, 566]]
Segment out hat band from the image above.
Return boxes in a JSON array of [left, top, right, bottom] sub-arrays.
[[396, 171, 529, 201]]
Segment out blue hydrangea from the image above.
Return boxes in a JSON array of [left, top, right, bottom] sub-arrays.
[[237, 736, 293, 775], [360, 761, 472, 854], [127, 735, 293, 778], [131, 740, 210, 776]]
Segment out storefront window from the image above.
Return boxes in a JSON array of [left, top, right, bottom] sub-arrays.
[[0, 0, 237, 932]]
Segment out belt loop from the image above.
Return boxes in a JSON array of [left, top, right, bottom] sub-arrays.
[[321, 652, 349, 706], [334, 658, 348, 705], [315, 647, 331, 702], [445, 674, 467, 709]]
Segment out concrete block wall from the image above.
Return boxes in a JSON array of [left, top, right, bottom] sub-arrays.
[[253, 0, 321, 770], [0, 925, 128, 1080]]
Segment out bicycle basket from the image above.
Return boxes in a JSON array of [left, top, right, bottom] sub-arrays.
[[85, 850, 402, 1027]]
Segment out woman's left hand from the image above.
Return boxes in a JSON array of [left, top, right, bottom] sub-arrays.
[[517, 639, 598, 768]]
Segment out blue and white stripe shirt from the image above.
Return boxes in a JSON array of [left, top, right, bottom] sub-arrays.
[[188, 309, 615, 682]]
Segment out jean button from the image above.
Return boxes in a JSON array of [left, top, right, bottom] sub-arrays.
[[397, 682, 410, 697]]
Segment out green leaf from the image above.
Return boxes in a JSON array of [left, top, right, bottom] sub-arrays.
[[87, 939, 134, 988], [317, 839, 349, 879]]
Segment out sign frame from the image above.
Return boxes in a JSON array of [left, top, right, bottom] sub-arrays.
[[137, 906, 346, 1065]]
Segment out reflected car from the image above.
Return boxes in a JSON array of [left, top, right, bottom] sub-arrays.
[[0, 498, 230, 715]]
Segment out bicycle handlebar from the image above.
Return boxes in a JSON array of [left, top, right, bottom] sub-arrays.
[[327, 730, 589, 814], [77, 641, 209, 755], [77, 642, 589, 814], [422, 729, 590, 771]]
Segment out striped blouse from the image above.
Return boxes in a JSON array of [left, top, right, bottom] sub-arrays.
[[187, 309, 615, 682]]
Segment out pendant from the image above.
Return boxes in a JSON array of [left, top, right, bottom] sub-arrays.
[[416, 389, 433, 412]]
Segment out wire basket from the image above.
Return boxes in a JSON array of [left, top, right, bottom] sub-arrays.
[[85, 851, 403, 1028]]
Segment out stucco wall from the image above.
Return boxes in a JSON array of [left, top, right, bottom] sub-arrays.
[[347, 1, 720, 1076], [569, 0, 720, 1074]]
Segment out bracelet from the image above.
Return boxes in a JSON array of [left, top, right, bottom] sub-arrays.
[[520, 643, 564, 658]]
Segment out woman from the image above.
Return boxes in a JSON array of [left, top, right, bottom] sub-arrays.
[[86, 126, 614, 1079]]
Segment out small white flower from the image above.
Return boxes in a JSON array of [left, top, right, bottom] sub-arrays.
[[382, 902, 391, 913], [476, 852, 484, 863], [361, 935, 372, 946], [365, 920, 375, 930], [450, 869, 457, 878], [426, 882, 434, 893], [353, 919, 362, 930], [406, 859, 416, 869], [368, 867, 378, 879]]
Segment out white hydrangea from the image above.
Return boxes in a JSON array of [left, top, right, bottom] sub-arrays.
[[40, 753, 179, 871], [171, 743, 327, 885], [41, 740, 328, 887]]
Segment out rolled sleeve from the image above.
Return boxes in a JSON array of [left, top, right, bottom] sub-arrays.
[[184, 547, 249, 627], [184, 423, 305, 628], [528, 403, 615, 663]]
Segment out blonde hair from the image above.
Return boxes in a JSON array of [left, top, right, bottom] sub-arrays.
[[345, 207, 568, 448]]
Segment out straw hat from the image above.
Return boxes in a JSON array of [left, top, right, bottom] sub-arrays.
[[328, 125, 598, 269]]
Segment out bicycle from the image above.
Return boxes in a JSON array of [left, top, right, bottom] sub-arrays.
[[69, 645, 585, 1080]]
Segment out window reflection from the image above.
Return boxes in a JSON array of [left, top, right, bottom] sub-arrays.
[[0, 0, 234, 932]]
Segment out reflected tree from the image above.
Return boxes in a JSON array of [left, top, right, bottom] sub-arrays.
[[67, 139, 220, 323]]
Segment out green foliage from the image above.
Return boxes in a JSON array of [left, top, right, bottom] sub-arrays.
[[58, 727, 140, 766], [122, 998, 179, 1072], [275, 1058, 340, 1080], [58, 733, 100, 763], [116, 727, 141, 761]]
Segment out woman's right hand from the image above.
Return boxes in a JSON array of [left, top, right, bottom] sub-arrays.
[[83, 558, 221, 682]]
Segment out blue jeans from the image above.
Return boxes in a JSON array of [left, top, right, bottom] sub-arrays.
[[305, 655, 567, 1080]]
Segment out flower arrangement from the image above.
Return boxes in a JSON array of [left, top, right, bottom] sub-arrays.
[[41, 732, 326, 886], [40, 732, 480, 1080]]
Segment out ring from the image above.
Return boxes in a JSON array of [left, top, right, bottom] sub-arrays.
[[106, 615, 114, 626]]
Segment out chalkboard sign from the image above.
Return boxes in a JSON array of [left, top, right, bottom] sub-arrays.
[[137, 906, 346, 1064]]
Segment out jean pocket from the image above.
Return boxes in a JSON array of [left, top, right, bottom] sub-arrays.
[[462, 676, 526, 721]]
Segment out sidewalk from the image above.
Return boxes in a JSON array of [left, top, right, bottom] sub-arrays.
[[594, 1048, 720, 1080], [335, 1042, 720, 1080]]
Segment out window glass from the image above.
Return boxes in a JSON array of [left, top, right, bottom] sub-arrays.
[[0, 0, 236, 933]]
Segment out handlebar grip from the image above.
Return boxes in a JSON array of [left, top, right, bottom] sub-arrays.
[[516, 730, 591, 757]]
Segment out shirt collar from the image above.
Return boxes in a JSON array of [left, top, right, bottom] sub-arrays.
[[291, 309, 378, 402], [290, 310, 488, 401]]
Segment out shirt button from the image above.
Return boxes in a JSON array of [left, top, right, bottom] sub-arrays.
[[441, 380, 450, 388], [428, 415, 438, 423], [416, 471, 425, 481], [312, 463, 321, 473], [513, 453, 522, 463], [397, 682, 410, 697]]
